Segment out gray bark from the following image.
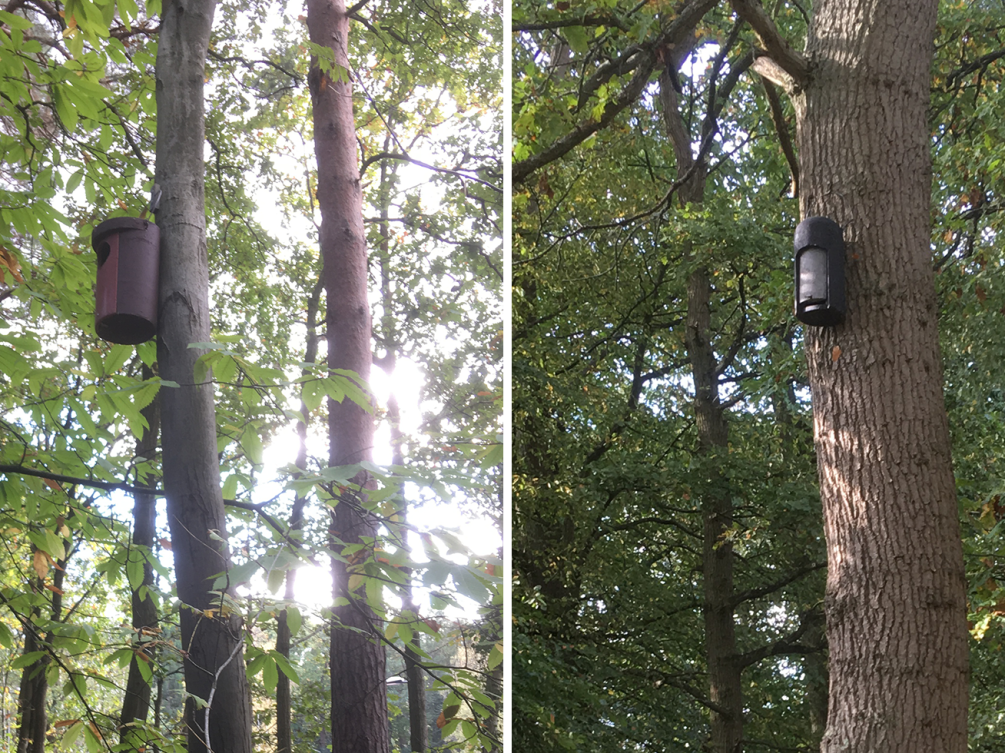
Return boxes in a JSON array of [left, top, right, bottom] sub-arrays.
[[154, 1, 253, 751]]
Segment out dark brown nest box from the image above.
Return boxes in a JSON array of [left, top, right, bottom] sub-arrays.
[[92, 217, 159, 344]]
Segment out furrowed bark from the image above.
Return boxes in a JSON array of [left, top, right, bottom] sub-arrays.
[[155, 1, 254, 751], [306, 0, 390, 750], [792, 0, 969, 749]]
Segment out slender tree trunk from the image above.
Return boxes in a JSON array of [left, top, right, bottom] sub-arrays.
[[155, 1, 253, 751], [660, 67, 743, 753], [120, 385, 160, 747], [794, 1, 969, 749], [306, 0, 389, 750], [17, 532, 70, 753], [276, 280, 321, 753], [375, 147, 428, 753], [15, 571, 48, 753]]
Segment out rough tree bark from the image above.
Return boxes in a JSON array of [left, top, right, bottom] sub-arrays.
[[732, 0, 970, 748], [306, 0, 390, 750], [120, 388, 160, 748], [155, 1, 254, 751]]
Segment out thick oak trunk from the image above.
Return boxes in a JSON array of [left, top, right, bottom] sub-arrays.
[[794, 1, 969, 749], [155, 2, 253, 751], [306, 0, 390, 750]]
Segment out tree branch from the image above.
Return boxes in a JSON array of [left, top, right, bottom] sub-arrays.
[[730, 562, 825, 610], [760, 75, 799, 196], [737, 607, 823, 669], [514, 14, 629, 32], [513, 0, 718, 184], [359, 151, 501, 193], [945, 47, 1005, 89], [730, 0, 810, 90], [0, 463, 154, 495]]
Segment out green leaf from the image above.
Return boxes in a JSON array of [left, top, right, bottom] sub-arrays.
[[285, 606, 302, 636], [302, 378, 324, 412], [126, 554, 144, 591], [104, 344, 132, 375], [11, 651, 45, 669], [270, 650, 300, 684], [84, 722, 102, 753], [117, 0, 137, 26], [0, 622, 13, 649], [63, 721, 85, 747], [105, 647, 134, 668], [262, 655, 278, 692], [564, 26, 589, 54], [212, 560, 260, 589], [221, 474, 239, 500], [136, 652, 153, 682], [0, 9, 33, 28], [266, 566, 285, 594], [246, 652, 267, 678], [239, 426, 264, 465], [52, 86, 78, 131], [487, 642, 503, 670]]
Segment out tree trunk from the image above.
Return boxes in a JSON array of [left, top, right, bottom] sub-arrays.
[[375, 145, 428, 753], [277, 281, 321, 753], [120, 383, 160, 747], [794, 1, 969, 749], [17, 533, 69, 753], [306, 0, 390, 750], [660, 67, 744, 753], [15, 572, 48, 753], [155, 2, 254, 751]]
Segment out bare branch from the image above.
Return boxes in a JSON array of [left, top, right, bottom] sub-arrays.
[[360, 151, 501, 193], [737, 607, 823, 669]]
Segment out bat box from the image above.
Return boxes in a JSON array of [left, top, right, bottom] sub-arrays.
[[92, 217, 159, 344], [794, 216, 846, 327]]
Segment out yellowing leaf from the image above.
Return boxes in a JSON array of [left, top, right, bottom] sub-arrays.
[[32, 549, 50, 579]]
